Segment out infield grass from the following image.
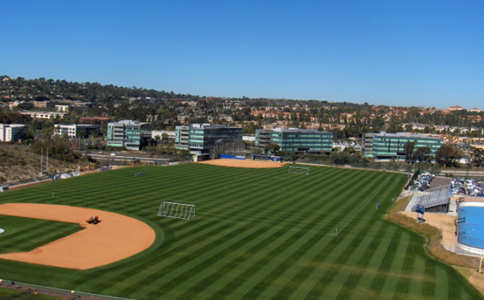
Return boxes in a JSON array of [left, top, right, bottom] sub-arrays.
[[0, 215, 82, 254], [0, 163, 481, 299]]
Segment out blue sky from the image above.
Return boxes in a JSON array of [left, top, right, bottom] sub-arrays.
[[1, 1, 483, 109]]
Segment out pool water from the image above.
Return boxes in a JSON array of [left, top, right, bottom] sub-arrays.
[[458, 205, 484, 251]]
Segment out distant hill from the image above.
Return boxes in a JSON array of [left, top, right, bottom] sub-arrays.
[[0, 75, 204, 103], [0, 75, 347, 106]]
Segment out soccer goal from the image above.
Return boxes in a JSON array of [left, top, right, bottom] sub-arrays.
[[288, 166, 310, 175], [158, 201, 196, 221]]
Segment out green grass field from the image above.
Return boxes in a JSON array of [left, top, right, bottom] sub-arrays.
[[0, 215, 82, 254], [0, 164, 481, 299]]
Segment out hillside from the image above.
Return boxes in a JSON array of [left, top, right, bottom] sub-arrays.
[[1, 75, 482, 131], [0, 144, 87, 184]]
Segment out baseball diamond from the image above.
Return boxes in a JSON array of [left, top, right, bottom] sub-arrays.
[[0, 163, 481, 299]]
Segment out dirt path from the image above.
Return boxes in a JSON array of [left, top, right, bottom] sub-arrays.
[[199, 159, 287, 168], [0, 203, 155, 270]]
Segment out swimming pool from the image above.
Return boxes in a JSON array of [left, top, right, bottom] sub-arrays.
[[457, 202, 484, 255]]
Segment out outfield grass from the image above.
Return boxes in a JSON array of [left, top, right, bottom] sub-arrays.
[[0, 215, 82, 254], [0, 164, 481, 299]]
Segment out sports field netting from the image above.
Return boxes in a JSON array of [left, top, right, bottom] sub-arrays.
[[0, 164, 480, 300], [158, 201, 195, 221], [288, 165, 310, 175]]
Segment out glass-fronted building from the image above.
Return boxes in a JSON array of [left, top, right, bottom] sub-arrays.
[[54, 124, 100, 138], [175, 126, 190, 150], [106, 120, 150, 150], [0, 124, 26, 142], [256, 128, 333, 153], [175, 123, 243, 155], [363, 132, 443, 160]]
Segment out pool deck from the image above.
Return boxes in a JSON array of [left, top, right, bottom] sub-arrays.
[[401, 211, 457, 250], [402, 196, 484, 258]]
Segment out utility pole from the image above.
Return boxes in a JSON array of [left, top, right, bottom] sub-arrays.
[[46, 147, 49, 174], [40, 147, 43, 176]]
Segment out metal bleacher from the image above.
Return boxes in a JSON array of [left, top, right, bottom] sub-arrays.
[[407, 186, 450, 212]]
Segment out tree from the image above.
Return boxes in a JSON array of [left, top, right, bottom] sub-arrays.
[[404, 141, 416, 163], [387, 120, 403, 133], [264, 143, 280, 155], [404, 124, 413, 132], [161, 133, 169, 144], [471, 147, 484, 167], [414, 146, 431, 163], [436, 144, 462, 167]]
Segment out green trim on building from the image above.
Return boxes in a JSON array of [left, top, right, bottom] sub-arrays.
[[363, 132, 443, 159], [256, 128, 333, 152], [176, 124, 243, 154]]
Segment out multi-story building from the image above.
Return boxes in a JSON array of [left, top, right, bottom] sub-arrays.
[[255, 130, 273, 150], [0, 124, 26, 142], [32, 100, 48, 108], [106, 120, 150, 150], [54, 124, 100, 138], [20, 111, 66, 120], [175, 126, 190, 150], [256, 128, 333, 153], [362, 132, 443, 160], [152, 130, 176, 141], [175, 124, 243, 155], [55, 104, 69, 112]]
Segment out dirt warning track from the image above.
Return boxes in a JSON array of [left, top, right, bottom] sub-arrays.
[[0, 203, 155, 270]]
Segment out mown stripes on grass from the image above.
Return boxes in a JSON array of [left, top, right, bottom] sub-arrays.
[[0, 215, 82, 253], [0, 164, 481, 300], [107, 168, 350, 297]]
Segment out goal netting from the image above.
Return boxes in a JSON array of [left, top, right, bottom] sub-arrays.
[[288, 166, 310, 175], [158, 201, 196, 221]]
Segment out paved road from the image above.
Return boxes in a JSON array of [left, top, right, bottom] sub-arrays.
[[440, 170, 484, 178]]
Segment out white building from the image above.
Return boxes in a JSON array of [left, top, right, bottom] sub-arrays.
[[20, 111, 66, 120], [55, 104, 69, 112], [54, 124, 77, 137], [151, 130, 175, 141], [8, 100, 23, 110], [54, 124, 100, 138], [242, 135, 256, 142], [0, 124, 26, 142]]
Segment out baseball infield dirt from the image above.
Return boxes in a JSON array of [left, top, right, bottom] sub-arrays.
[[199, 158, 287, 168], [0, 203, 155, 270]]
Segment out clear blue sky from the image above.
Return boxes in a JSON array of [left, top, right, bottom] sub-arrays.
[[1, 0, 483, 109]]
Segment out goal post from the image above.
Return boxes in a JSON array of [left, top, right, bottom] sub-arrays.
[[288, 165, 310, 175], [158, 201, 196, 221]]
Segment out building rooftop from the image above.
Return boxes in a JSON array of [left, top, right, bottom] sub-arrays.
[[0, 123, 25, 127], [80, 116, 110, 121], [109, 120, 147, 126], [272, 127, 328, 134], [191, 123, 240, 129], [371, 131, 442, 139]]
